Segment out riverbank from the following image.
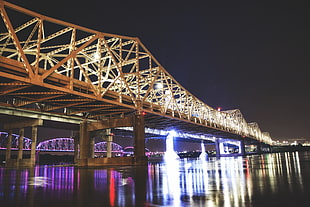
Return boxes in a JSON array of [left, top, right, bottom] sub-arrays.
[[271, 145, 310, 152]]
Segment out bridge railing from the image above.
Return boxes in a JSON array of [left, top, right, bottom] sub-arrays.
[[0, 1, 272, 144]]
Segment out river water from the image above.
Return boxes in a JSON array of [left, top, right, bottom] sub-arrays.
[[1, 151, 310, 207]]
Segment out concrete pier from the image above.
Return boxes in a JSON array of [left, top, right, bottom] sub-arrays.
[[4, 119, 42, 167], [77, 112, 147, 167]]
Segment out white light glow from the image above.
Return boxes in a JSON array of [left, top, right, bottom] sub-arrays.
[[169, 130, 177, 137], [93, 52, 100, 61], [199, 141, 207, 160], [164, 130, 179, 160], [155, 83, 163, 89]]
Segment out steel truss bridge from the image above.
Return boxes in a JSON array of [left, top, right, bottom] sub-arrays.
[[0, 133, 123, 153], [0, 1, 272, 145]]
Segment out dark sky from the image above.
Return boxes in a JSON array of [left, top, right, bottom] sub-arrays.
[[5, 0, 310, 141]]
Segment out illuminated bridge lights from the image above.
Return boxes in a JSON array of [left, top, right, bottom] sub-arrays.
[[0, 134, 123, 152], [36, 138, 123, 152], [117, 127, 216, 143], [94, 141, 123, 152], [0, 1, 273, 145], [37, 138, 75, 151], [0, 132, 32, 149]]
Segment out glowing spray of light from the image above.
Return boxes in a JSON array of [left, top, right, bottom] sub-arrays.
[[199, 141, 207, 160]]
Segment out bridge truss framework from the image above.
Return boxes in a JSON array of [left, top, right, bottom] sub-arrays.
[[0, 1, 272, 145]]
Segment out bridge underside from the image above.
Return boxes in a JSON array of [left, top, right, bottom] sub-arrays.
[[0, 107, 268, 167], [0, 104, 245, 143]]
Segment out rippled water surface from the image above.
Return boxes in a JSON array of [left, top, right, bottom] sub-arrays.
[[1, 152, 310, 207]]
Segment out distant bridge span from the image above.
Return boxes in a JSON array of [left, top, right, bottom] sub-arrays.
[[0, 1, 272, 166]]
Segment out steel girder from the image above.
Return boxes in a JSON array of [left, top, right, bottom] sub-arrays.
[[0, 1, 272, 144]]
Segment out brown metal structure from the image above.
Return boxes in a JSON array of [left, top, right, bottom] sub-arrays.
[[0, 1, 272, 144]]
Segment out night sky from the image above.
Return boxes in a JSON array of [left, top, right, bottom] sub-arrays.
[[5, 0, 310, 141]]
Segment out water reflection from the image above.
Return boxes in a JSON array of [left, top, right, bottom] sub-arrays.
[[0, 152, 309, 207]]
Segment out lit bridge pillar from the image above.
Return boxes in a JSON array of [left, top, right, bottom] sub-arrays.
[[30, 126, 38, 166], [78, 112, 147, 167], [78, 120, 90, 167], [240, 139, 246, 156], [256, 142, 262, 154], [90, 136, 95, 159], [4, 119, 43, 167], [215, 139, 221, 157], [106, 128, 113, 158], [74, 136, 79, 164], [17, 128, 24, 166], [133, 111, 147, 164], [5, 129, 12, 166]]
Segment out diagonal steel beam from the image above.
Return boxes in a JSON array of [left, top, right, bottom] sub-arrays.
[[41, 34, 99, 80], [0, 3, 34, 78]]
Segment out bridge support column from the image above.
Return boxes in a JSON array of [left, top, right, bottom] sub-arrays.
[[78, 120, 90, 166], [5, 130, 13, 166], [106, 129, 112, 158], [239, 139, 246, 156], [17, 128, 25, 166], [90, 137, 95, 158], [30, 126, 38, 166], [74, 136, 79, 164], [3, 119, 43, 167], [215, 139, 221, 157], [133, 112, 147, 165], [256, 142, 262, 154], [84, 116, 145, 166]]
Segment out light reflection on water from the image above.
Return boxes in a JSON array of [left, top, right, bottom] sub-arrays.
[[0, 152, 309, 207]]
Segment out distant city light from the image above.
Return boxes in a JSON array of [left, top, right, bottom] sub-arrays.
[[217, 107, 221, 111]]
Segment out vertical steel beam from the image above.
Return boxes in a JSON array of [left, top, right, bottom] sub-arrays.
[[240, 139, 246, 156], [74, 136, 79, 164], [30, 126, 38, 166], [17, 128, 24, 165], [5, 129, 12, 166], [256, 142, 262, 154], [90, 137, 94, 158], [106, 129, 112, 158], [78, 120, 90, 166], [215, 139, 221, 157], [133, 113, 145, 158]]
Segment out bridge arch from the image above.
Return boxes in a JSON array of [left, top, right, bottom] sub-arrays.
[[94, 141, 123, 152], [36, 137, 123, 152], [1, 133, 124, 152], [36, 138, 75, 151], [0, 132, 32, 149]]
